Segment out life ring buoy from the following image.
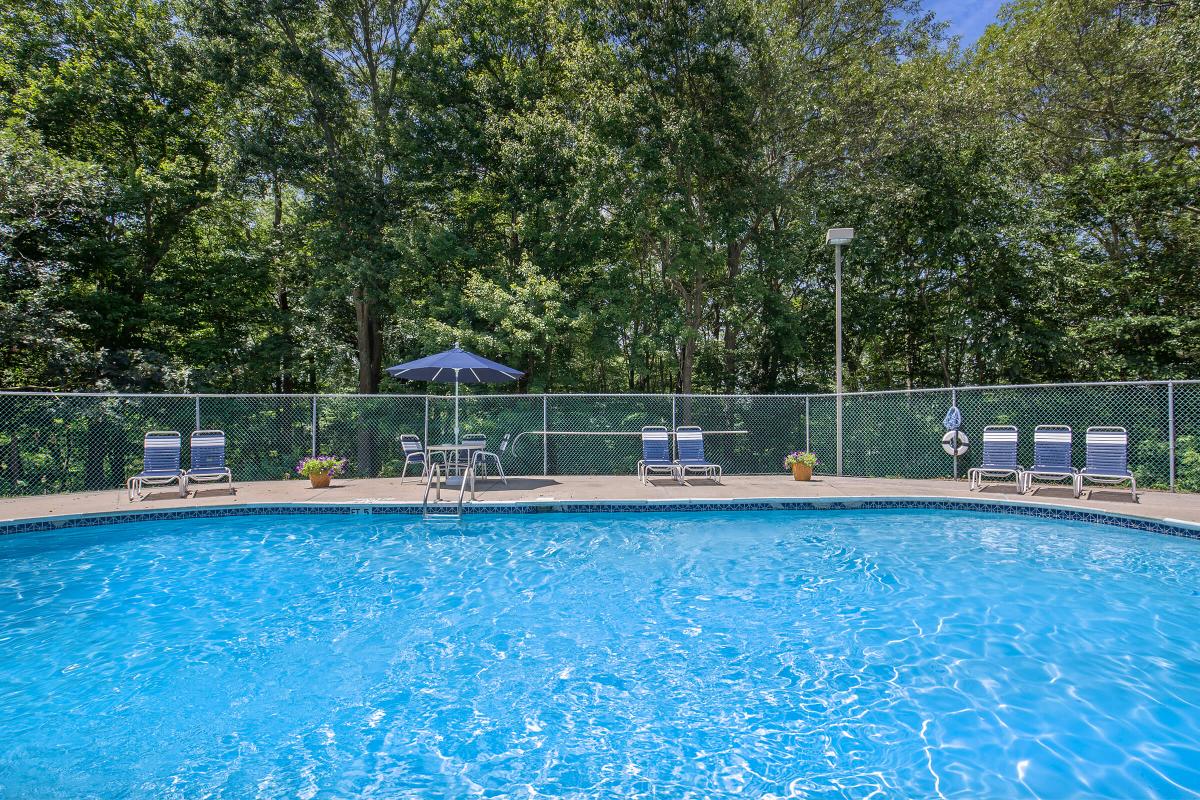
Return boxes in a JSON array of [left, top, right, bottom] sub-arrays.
[[942, 430, 969, 456]]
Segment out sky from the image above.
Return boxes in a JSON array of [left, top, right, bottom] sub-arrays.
[[923, 0, 1006, 45]]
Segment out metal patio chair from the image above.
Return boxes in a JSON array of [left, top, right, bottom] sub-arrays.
[[399, 434, 432, 483], [471, 433, 510, 485], [184, 430, 233, 495], [674, 426, 723, 484], [1075, 426, 1137, 500], [1021, 425, 1074, 493], [126, 431, 186, 501], [638, 426, 681, 484], [967, 425, 1022, 491]]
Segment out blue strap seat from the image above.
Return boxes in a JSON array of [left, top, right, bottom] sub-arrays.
[[1075, 427, 1137, 500], [185, 430, 233, 494], [126, 431, 186, 501], [674, 426, 722, 484], [1021, 425, 1074, 493], [638, 426, 681, 484], [968, 425, 1022, 491], [400, 434, 430, 483]]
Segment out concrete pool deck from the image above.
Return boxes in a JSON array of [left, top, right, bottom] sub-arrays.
[[2, 474, 1197, 526]]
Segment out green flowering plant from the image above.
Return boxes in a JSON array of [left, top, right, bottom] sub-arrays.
[[295, 455, 347, 478], [785, 451, 818, 469]]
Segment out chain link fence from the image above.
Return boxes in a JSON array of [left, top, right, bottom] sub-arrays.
[[1172, 382, 1200, 493], [0, 381, 1196, 497]]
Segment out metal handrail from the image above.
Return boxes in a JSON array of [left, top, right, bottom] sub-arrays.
[[509, 429, 748, 453], [421, 460, 476, 520], [456, 466, 475, 511], [421, 463, 444, 512]]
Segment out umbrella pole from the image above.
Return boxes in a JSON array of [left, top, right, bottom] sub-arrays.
[[454, 372, 460, 443]]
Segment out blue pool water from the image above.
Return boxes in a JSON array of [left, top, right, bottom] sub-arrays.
[[2, 510, 1200, 798]]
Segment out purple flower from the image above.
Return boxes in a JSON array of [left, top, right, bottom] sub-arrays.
[[784, 450, 818, 470], [296, 455, 348, 477]]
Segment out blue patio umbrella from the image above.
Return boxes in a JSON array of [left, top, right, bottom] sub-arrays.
[[386, 343, 524, 442]]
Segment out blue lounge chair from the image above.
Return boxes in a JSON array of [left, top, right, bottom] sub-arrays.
[[185, 430, 233, 494], [968, 425, 1022, 491], [126, 431, 186, 501], [1075, 426, 1137, 500], [1021, 425, 1075, 493], [638, 426, 680, 484], [674, 426, 722, 484], [399, 434, 429, 483]]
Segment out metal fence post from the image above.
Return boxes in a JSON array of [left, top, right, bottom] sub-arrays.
[[311, 395, 318, 457], [836, 390, 843, 476], [671, 395, 678, 460], [194, 395, 200, 430], [1168, 381, 1176, 492], [542, 394, 549, 476], [804, 396, 810, 452], [951, 387, 958, 480]]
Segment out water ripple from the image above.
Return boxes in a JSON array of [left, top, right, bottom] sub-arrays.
[[1, 509, 1200, 798]]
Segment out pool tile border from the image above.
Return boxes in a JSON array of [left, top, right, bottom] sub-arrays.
[[2, 496, 1198, 539]]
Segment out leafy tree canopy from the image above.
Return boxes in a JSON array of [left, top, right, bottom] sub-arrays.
[[1, 0, 1196, 393]]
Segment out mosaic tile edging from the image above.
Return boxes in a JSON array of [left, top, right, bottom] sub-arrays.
[[2, 496, 1198, 540]]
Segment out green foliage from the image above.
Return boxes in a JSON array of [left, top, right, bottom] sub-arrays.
[[0, 0, 1197, 393], [295, 455, 347, 477], [785, 451, 817, 469]]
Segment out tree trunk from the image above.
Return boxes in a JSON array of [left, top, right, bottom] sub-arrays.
[[680, 336, 695, 395], [273, 174, 295, 394], [723, 239, 742, 392], [5, 437, 22, 489], [353, 283, 380, 477], [354, 287, 382, 393]]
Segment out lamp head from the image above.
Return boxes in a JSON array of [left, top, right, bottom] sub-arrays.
[[825, 227, 855, 245]]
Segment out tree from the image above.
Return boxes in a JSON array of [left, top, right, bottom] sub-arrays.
[[977, 0, 1200, 378], [2, 0, 1198, 395], [0, 125, 108, 388], [192, 0, 432, 392]]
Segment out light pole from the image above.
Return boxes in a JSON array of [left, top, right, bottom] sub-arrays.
[[825, 227, 854, 476]]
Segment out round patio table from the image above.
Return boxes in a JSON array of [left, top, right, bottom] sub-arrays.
[[425, 443, 486, 487]]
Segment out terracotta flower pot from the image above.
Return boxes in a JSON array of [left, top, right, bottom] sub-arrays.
[[790, 462, 813, 481], [309, 471, 332, 488]]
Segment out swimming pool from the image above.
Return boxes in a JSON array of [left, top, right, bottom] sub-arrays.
[[2, 508, 1199, 797]]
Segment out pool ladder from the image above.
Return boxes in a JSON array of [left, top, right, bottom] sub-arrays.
[[421, 463, 474, 522]]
